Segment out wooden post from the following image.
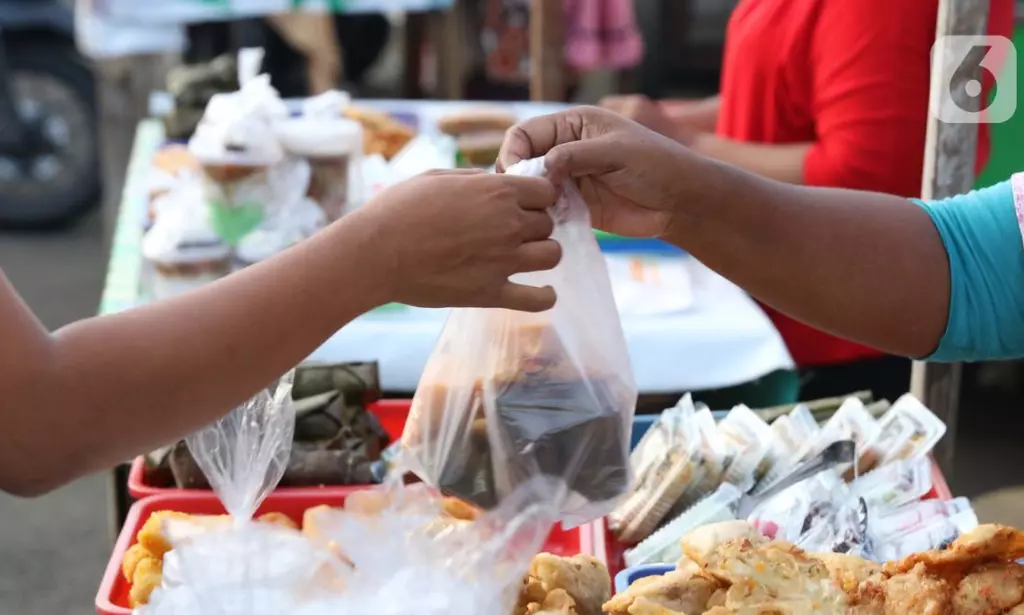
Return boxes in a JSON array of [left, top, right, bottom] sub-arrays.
[[530, 0, 565, 101], [912, 0, 990, 474]]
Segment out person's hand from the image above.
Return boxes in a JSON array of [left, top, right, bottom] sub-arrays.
[[354, 169, 562, 312], [499, 106, 716, 240], [599, 95, 695, 145]]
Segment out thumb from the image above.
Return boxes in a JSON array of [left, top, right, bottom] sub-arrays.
[[544, 137, 622, 183]]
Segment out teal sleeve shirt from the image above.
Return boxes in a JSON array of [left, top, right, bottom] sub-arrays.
[[914, 179, 1024, 361]]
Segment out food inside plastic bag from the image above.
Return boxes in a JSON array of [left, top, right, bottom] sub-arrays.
[[401, 158, 637, 526]]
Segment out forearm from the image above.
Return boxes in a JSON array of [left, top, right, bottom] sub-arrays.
[[2, 211, 390, 495], [668, 158, 949, 357], [662, 95, 720, 134], [689, 133, 810, 185]]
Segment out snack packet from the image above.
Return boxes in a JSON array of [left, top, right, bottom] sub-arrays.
[[609, 394, 703, 544], [401, 158, 637, 527], [848, 456, 933, 513], [623, 483, 742, 567], [859, 394, 946, 473], [754, 404, 819, 492], [871, 506, 979, 561], [809, 397, 880, 480], [716, 405, 773, 492]]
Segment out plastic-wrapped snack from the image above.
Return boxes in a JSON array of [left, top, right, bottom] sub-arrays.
[[810, 397, 880, 479], [859, 394, 946, 473], [623, 483, 742, 567], [609, 394, 703, 544], [755, 404, 820, 491], [276, 91, 364, 221], [795, 494, 872, 559], [869, 497, 975, 544], [716, 405, 773, 492], [401, 158, 637, 527], [871, 506, 979, 561], [188, 49, 306, 246], [135, 372, 349, 613], [848, 456, 933, 513]]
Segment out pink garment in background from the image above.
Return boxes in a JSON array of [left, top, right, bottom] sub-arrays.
[[564, 0, 644, 70]]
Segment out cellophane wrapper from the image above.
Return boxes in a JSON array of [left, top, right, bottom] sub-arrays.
[[400, 157, 638, 528], [137, 367, 565, 615]]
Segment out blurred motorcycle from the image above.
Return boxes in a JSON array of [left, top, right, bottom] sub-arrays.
[[0, 0, 100, 228]]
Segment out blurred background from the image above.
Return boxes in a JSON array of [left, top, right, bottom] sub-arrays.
[[2, 1, 1024, 613]]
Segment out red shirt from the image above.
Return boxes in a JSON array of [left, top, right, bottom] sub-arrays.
[[717, 0, 1014, 367]]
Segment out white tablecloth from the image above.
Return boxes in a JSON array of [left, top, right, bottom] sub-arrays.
[[309, 255, 794, 393]]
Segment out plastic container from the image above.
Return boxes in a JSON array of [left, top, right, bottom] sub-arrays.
[[96, 491, 598, 615], [127, 399, 412, 499], [613, 564, 673, 593], [592, 456, 953, 577]]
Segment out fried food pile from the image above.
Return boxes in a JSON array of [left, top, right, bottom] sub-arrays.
[[343, 106, 415, 159], [515, 553, 612, 615], [604, 521, 1024, 615], [121, 511, 298, 607]]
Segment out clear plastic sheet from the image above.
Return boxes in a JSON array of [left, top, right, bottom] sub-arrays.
[[401, 158, 637, 527]]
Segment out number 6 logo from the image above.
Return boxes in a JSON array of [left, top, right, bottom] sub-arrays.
[[931, 35, 1017, 124]]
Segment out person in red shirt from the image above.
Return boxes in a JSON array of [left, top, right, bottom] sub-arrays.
[[603, 0, 1014, 402]]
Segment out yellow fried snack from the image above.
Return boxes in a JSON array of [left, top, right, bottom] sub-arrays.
[[128, 556, 163, 608], [257, 511, 299, 530], [529, 553, 611, 615], [121, 543, 150, 580], [136, 511, 194, 557]]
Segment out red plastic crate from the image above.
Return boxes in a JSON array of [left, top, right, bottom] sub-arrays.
[[96, 490, 598, 615], [127, 399, 412, 499], [594, 456, 955, 577]]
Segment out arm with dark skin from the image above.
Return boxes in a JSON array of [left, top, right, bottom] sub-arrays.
[[499, 107, 949, 359], [0, 170, 560, 497]]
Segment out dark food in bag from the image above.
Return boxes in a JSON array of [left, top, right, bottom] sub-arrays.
[[403, 166, 636, 523]]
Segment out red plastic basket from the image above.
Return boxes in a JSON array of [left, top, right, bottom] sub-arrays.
[[96, 491, 599, 615], [126, 399, 412, 499], [594, 456, 955, 577]]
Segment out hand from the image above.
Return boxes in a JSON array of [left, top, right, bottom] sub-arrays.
[[355, 169, 562, 312], [499, 106, 719, 240], [600, 95, 695, 145]]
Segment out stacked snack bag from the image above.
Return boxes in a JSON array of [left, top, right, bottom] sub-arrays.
[[613, 393, 963, 566]]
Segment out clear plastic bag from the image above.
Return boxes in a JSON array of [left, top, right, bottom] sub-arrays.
[[401, 158, 637, 527], [136, 372, 340, 615]]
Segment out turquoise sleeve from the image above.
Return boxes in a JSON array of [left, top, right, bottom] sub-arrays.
[[914, 180, 1024, 362]]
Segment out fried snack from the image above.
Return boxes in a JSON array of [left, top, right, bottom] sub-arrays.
[[152, 144, 199, 176], [530, 553, 610, 615], [257, 511, 299, 530], [343, 106, 415, 159], [604, 570, 720, 615], [121, 543, 151, 580], [883, 523, 1024, 577], [136, 511, 195, 557], [442, 496, 480, 521], [437, 109, 516, 136], [516, 553, 611, 615], [814, 551, 883, 594], [128, 556, 163, 608], [456, 132, 504, 168]]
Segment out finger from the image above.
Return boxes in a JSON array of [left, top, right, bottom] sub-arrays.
[[502, 175, 558, 211], [515, 239, 562, 273], [497, 283, 557, 313], [599, 95, 628, 112], [519, 210, 555, 242], [422, 168, 487, 177], [544, 138, 622, 181], [498, 109, 587, 171]]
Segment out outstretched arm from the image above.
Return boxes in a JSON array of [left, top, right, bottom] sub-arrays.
[[0, 170, 559, 496]]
